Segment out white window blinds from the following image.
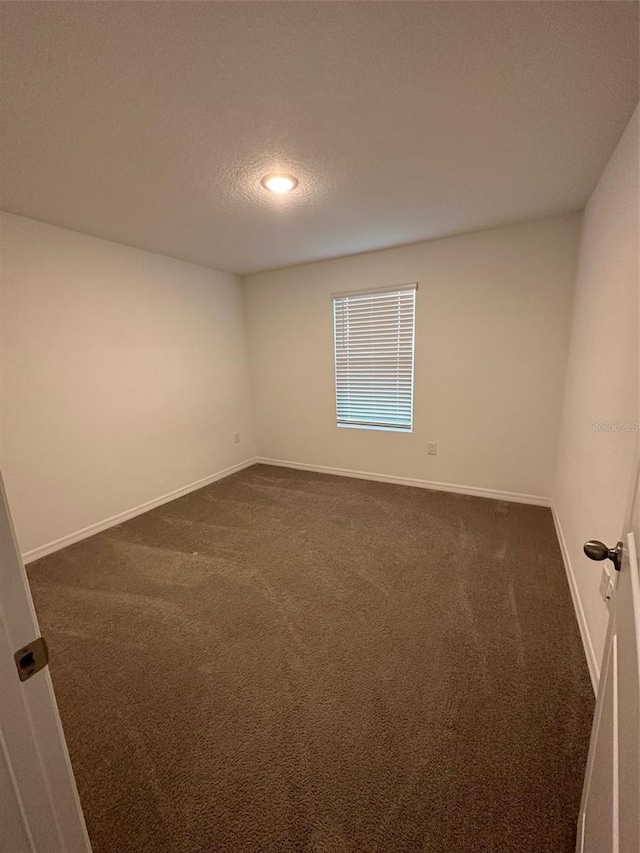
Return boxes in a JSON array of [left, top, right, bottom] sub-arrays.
[[333, 284, 417, 431]]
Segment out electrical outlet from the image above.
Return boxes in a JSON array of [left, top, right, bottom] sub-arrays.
[[234, 432, 240, 444], [427, 442, 437, 456]]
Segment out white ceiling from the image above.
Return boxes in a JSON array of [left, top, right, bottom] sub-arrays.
[[1, 2, 638, 275]]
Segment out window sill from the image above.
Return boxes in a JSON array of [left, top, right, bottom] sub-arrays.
[[337, 423, 413, 434]]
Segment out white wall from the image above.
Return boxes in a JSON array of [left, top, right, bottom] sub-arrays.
[[244, 214, 581, 500], [554, 105, 639, 683], [0, 213, 256, 557]]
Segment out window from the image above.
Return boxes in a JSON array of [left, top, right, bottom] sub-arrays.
[[333, 284, 417, 431]]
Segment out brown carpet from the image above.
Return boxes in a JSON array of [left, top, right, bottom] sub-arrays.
[[27, 464, 593, 853]]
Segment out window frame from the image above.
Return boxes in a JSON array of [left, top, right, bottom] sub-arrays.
[[332, 283, 417, 433]]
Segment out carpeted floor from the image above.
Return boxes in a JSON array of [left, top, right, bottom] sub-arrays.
[[27, 464, 593, 853]]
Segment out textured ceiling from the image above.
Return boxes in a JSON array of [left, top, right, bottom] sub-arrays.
[[1, 2, 638, 275]]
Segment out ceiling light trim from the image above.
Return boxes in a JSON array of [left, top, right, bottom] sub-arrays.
[[260, 174, 299, 194]]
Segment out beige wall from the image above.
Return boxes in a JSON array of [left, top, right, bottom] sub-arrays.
[[244, 214, 581, 500], [554, 105, 639, 682], [0, 213, 256, 557]]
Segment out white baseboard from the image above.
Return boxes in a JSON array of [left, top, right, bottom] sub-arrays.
[[22, 457, 258, 564], [551, 502, 599, 692], [255, 457, 551, 507]]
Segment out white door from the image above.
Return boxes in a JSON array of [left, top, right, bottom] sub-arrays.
[[0, 473, 91, 853], [578, 467, 640, 853]]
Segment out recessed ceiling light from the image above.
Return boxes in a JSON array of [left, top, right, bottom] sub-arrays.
[[261, 174, 298, 194]]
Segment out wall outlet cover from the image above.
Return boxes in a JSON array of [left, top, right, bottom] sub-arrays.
[[599, 566, 612, 603]]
